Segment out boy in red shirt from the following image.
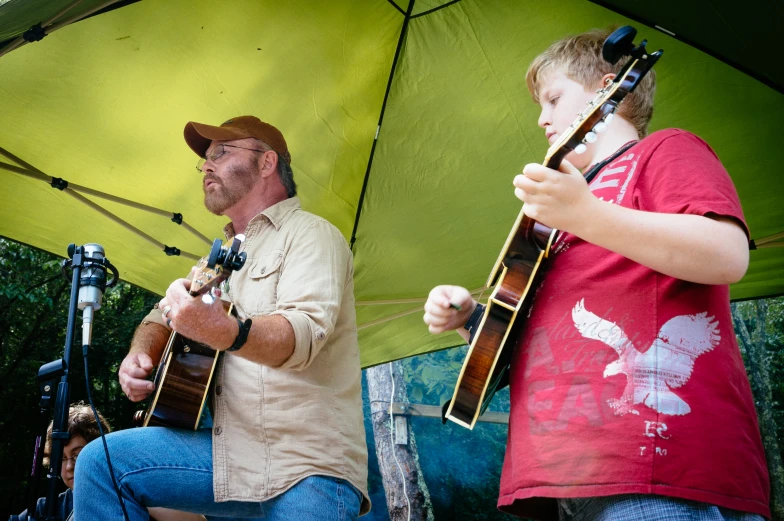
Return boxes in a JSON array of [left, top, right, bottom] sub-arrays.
[[424, 28, 769, 521]]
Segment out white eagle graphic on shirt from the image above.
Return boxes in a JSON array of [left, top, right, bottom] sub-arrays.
[[571, 299, 720, 416]]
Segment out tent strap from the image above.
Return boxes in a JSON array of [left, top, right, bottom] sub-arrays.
[[65, 189, 199, 262], [0, 149, 211, 246], [356, 286, 486, 306], [0, 151, 207, 260], [357, 288, 488, 330], [358, 304, 423, 330], [752, 231, 784, 248]]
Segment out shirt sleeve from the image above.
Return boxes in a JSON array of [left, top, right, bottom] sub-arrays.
[[269, 219, 352, 370], [142, 305, 168, 329], [632, 129, 750, 239]]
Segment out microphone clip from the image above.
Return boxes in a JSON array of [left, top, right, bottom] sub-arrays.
[[61, 244, 120, 289]]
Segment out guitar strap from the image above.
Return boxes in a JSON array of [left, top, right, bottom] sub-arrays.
[[584, 140, 638, 184], [440, 140, 640, 425]]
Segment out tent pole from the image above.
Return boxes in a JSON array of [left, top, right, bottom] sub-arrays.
[[0, 147, 46, 174], [755, 231, 784, 246], [49, 0, 128, 34], [0, 152, 211, 246], [1, 156, 203, 260], [0, 0, 85, 59], [356, 286, 485, 306], [40, 0, 88, 28], [0, 0, 125, 59], [349, 0, 416, 251], [62, 189, 201, 262]]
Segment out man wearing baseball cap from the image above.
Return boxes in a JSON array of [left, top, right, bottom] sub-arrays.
[[75, 116, 371, 520]]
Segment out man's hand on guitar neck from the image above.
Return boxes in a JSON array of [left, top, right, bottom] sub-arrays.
[[159, 278, 237, 351], [424, 285, 476, 342]]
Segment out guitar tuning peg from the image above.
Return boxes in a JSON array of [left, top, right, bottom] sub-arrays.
[[584, 132, 598, 143], [593, 121, 607, 133], [605, 113, 615, 124], [574, 143, 587, 154]]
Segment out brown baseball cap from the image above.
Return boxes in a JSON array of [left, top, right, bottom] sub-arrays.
[[184, 115, 291, 163]]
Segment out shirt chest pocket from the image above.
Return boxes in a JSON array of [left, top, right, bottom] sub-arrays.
[[242, 251, 284, 315]]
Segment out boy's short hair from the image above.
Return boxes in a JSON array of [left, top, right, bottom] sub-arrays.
[[526, 28, 656, 138], [43, 402, 111, 466]]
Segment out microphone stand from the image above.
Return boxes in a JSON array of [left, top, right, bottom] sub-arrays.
[[24, 360, 66, 519], [41, 245, 84, 520], [27, 244, 117, 521]]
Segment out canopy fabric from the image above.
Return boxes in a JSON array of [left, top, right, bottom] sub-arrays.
[[1, 0, 782, 367], [0, 0, 137, 56]]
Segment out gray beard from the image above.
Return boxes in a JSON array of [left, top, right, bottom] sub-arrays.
[[204, 160, 260, 215]]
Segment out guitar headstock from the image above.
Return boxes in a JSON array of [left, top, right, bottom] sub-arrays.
[[189, 235, 247, 297], [544, 26, 662, 170]]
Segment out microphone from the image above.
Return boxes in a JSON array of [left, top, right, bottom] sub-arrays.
[[78, 244, 108, 312], [75, 244, 118, 346]]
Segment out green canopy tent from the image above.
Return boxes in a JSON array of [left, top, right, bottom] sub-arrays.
[[1, 0, 782, 367]]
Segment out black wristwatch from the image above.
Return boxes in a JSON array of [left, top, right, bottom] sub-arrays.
[[226, 317, 252, 352]]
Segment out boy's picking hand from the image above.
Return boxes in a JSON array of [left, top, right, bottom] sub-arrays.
[[513, 159, 595, 233], [423, 285, 475, 334]]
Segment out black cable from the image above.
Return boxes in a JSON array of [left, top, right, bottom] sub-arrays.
[[83, 349, 131, 521], [28, 273, 63, 291]]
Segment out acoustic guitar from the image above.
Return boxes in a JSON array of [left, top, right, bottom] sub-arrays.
[[133, 236, 246, 430], [445, 26, 662, 429]]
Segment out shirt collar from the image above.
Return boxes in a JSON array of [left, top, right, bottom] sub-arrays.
[[223, 196, 301, 239]]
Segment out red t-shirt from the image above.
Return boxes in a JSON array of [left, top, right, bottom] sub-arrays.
[[497, 129, 769, 519]]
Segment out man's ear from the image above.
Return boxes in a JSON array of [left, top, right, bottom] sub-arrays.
[[259, 150, 279, 178], [600, 73, 616, 87]]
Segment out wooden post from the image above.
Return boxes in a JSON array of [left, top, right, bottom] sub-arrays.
[[366, 361, 435, 521]]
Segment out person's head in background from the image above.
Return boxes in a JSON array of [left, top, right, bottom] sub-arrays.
[[43, 403, 111, 489]]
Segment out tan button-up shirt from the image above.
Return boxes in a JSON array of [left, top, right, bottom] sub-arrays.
[[145, 197, 370, 514]]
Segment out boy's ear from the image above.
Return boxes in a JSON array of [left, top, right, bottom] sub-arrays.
[[601, 73, 616, 86]]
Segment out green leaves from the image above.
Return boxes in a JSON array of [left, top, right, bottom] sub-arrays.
[[0, 239, 159, 516]]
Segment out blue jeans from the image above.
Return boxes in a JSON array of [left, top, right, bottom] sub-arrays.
[[558, 494, 766, 521], [74, 427, 362, 520]]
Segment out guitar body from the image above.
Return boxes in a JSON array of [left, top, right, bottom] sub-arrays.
[[132, 237, 247, 430], [445, 28, 661, 429], [446, 213, 556, 429], [135, 332, 220, 429]]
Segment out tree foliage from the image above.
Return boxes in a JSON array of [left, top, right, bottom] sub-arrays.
[[0, 239, 159, 520]]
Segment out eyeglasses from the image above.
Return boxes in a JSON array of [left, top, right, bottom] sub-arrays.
[[196, 144, 268, 173], [62, 453, 80, 467]]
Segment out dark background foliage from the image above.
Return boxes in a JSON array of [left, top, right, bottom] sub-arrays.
[[0, 239, 158, 519]]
